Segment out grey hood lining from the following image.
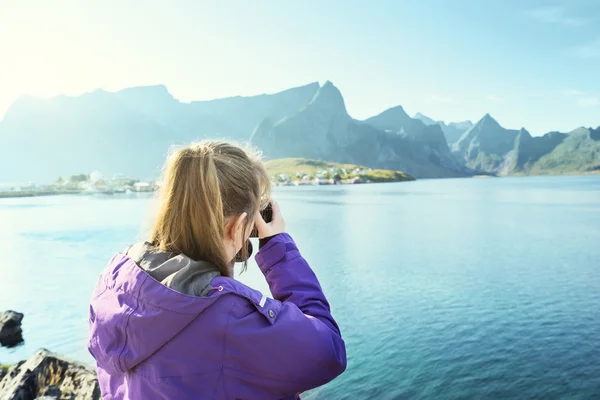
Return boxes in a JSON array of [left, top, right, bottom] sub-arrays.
[[125, 242, 221, 297]]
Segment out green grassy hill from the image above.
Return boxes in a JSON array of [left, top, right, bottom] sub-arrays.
[[264, 158, 415, 183], [527, 128, 600, 175]]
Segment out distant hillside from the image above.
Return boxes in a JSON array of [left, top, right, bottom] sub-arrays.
[[414, 112, 473, 146], [451, 114, 600, 176], [509, 130, 568, 173], [364, 106, 468, 177], [517, 127, 600, 175], [413, 112, 437, 126], [452, 114, 528, 175], [252, 82, 468, 179], [265, 158, 415, 182], [368, 106, 426, 135]]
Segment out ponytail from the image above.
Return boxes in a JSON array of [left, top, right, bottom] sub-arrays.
[[151, 144, 229, 276], [150, 141, 270, 277]]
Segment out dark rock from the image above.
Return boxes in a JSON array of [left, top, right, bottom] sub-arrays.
[[0, 349, 100, 400], [41, 385, 61, 397], [2, 368, 37, 400], [33, 384, 61, 399], [0, 311, 24, 348], [43, 386, 61, 396]]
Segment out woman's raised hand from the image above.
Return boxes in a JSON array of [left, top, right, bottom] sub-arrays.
[[254, 200, 286, 239]]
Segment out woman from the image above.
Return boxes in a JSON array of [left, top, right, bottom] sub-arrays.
[[88, 141, 346, 399]]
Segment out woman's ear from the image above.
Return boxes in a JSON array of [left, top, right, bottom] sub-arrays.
[[224, 217, 235, 242], [232, 212, 248, 243]]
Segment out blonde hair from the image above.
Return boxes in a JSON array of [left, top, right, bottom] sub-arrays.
[[150, 141, 270, 277]]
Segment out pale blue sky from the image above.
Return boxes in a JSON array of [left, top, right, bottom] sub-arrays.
[[0, 0, 598, 135]]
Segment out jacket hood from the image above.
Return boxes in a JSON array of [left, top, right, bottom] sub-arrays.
[[126, 242, 220, 297], [88, 251, 221, 375]]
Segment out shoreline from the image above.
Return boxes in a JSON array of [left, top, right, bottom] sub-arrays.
[[0, 190, 85, 199], [0, 190, 155, 200], [2, 172, 600, 200]]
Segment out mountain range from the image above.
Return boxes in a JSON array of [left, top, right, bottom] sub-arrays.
[[0, 81, 598, 183], [0, 83, 318, 182], [251, 82, 467, 178], [451, 114, 600, 175]]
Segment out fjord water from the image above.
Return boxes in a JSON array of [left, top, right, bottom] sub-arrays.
[[1, 176, 600, 399]]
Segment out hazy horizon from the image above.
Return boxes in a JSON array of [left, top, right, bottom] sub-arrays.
[[1, 0, 599, 135]]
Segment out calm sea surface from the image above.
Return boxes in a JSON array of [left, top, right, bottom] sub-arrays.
[[1, 176, 600, 399]]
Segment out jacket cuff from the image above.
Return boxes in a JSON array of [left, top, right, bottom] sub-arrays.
[[255, 233, 298, 274], [258, 234, 277, 249]]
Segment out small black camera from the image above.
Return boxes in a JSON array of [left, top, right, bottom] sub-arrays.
[[250, 203, 273, 238]]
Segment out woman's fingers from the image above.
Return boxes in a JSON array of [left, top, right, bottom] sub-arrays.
[[254, 210, 268, 238], [270, 199, 282, 222], [268, 199, 285, 235]]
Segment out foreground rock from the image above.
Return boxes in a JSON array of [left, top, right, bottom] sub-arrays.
[[0, 349, 100, 400], [0, 311, 24, 348]]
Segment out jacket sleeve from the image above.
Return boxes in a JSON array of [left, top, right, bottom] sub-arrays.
[[224, 233, 347, 396]]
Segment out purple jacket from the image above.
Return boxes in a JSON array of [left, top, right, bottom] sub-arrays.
[[88, 233, 346, 399]]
